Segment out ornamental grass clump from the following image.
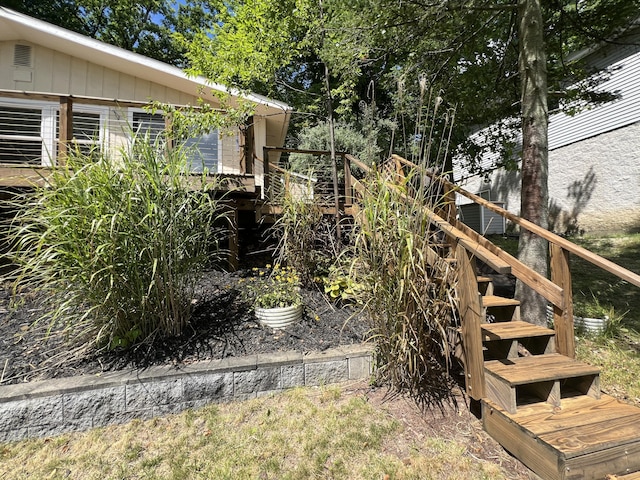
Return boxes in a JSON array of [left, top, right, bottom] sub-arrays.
[[350, 165, 458, 409], [5, 135, 227, 350], [240, 264, 302, 309]]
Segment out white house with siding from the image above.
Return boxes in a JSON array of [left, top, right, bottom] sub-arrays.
[[456, 23, 640, 234], [0, 7, 292, 193]]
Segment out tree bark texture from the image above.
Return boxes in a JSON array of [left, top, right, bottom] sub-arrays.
[[515, 0, 549, 326]]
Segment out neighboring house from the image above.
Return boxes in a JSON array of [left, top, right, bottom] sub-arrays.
[[0, 7, 292, 195], [455, 22, 640, 235]]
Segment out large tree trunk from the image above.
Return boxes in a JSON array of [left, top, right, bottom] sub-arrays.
[[515, 0, 549, 326]]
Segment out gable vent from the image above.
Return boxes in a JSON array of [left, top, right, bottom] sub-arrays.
[[13, 44, 32, 67]]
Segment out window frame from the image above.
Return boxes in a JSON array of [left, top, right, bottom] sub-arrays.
[[0, 98, 107, 167], [128, 107, 222, 174]]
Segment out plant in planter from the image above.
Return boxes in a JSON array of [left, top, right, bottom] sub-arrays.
[[240, 265, 303, 329]]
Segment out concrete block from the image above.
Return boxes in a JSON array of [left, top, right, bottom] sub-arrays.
[[305, 360, 349, 386], [0, 400, 29, 432], [281, 364, 305, 389], [348, 355, 372, 380], [0, 428, 28, 443], [125, 378, 182, 410], [234, 366, 280, 394], [63, 386, 126, 422], [182, 372, 234, 402]]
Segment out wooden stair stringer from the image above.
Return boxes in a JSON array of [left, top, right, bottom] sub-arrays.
[[482, 395, 640, 480]]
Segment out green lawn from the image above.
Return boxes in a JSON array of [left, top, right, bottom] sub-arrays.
[[0, 385, 522, 480]]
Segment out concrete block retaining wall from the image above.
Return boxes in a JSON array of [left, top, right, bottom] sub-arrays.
[[0, 344, 373, 442]]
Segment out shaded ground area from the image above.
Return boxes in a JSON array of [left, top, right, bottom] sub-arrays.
[[0, 270, 369, 385]]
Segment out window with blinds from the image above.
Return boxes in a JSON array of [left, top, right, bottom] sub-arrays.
[[56, 111, 101, 156], [130, 110, 220, 173], [132, 112, 166, 143], [0, 106, 44, 165]]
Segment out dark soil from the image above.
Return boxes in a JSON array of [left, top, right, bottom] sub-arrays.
[[0, 270, 369, 385]]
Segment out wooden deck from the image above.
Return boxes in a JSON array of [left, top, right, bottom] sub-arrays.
[[483, 395, 640, 480]]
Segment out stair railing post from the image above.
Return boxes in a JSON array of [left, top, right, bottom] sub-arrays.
[[550, 243, 576, 358], [342, 153, 352, 207], [456, 244, 485, 400]]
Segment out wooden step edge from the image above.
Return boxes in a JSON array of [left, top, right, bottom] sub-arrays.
[[477, 275, 492, 283], [482, 397, 640, 479], [619, 471, 640, 480], [485, 354, 600, 386], [481, 295, 520, 307], [481, 321, 555, 341]]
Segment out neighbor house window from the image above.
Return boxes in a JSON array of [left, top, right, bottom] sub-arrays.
[[129, 109, 221, 173]]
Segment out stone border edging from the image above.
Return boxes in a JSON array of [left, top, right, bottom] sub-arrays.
[[0, 344, 373, 442]]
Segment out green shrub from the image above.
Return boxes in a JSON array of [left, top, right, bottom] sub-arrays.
[[269, 170, 334, 286], [5, 136, 228, 349]]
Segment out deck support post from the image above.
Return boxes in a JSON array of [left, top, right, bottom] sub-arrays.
[[550, 243, 575, 358], [227, 202, 239, 271], [58, 96, 73, 164]]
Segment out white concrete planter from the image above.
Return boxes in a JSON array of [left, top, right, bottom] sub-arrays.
[[574, 315, 609, 334], [255, 304, 303, 329], [546, 305, 608, 334]]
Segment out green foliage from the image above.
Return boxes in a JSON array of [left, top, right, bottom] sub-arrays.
[[322, 265, 362, 305], [269, 170, 334, 286], [290, 106, 396, 170], [239, 264, 302, 309], [5, 135, 227, 349], [6, 0, 220, 67]]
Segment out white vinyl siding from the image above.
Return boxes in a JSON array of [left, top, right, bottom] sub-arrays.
[[549, 34, 640, 150]]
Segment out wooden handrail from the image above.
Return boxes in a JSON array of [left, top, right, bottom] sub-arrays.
[[392, 154, 640, 289]]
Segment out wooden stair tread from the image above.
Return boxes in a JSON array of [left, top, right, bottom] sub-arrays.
[[619, 472, 640, 480], [485, 353, 600, 386], [485, 395, 640, 459], [509, 394, 640, 436], [482, 295, 520, 307], [482, 321, 555, 341], [477, 275, 492, 283]]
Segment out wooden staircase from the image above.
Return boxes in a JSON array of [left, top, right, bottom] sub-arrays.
[[311, 152, 640, 480], [474, 275, 640, 480]]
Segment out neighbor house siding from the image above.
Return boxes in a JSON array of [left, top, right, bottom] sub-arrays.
[[455, 27, 640, 234]]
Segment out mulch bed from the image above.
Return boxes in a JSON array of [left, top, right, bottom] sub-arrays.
[[0, 270, 369, 385]]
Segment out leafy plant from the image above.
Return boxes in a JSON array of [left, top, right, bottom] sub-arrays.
[[5, 134, 228, 350], [269, 170, 336, 286], [322, 265, 362, 305], [240, 264, 302, 309]]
